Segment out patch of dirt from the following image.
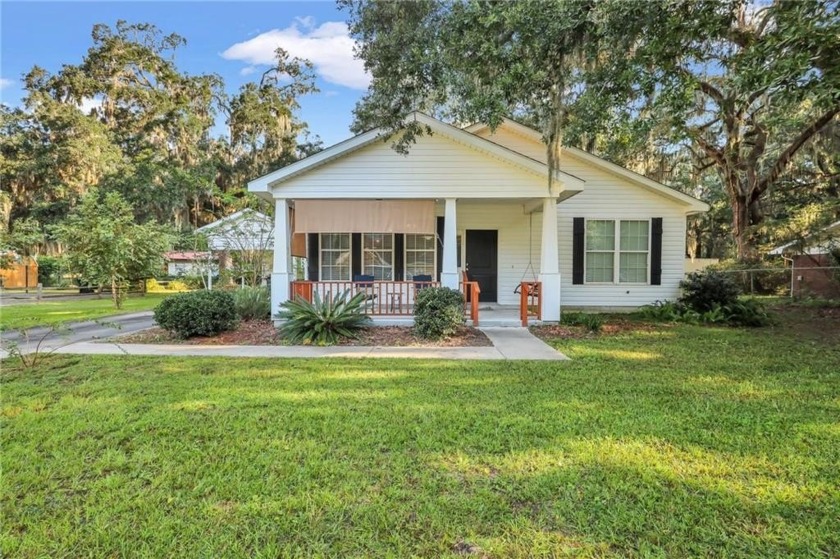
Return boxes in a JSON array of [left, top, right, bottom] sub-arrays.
[[531, 317, 666, 341], [117, 320, 280, 346], [116, 321, 491, 347], [768, 303, 840, 344]]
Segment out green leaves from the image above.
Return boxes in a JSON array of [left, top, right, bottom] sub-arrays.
[[52, 191, 173, 307], [277, 290, 371, 345]]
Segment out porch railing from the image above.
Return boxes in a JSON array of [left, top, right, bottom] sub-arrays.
[[519, 281, 542, 326], [461, 281, 481, 326], [290, 280, 481, 323], [290, 280, 438, 316]]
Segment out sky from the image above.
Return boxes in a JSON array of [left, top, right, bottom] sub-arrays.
[[0, 1, 368, 146]]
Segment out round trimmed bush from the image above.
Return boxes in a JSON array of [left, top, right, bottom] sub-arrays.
[[679, 270, 740, 313], [154, 290, 238, 338], [414, 286, 464, 339]]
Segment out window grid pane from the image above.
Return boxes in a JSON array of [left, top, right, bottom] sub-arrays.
[[405, 234, 435, 279], [586, 220, 615, 251], [620, 220, 649, 251], [320, 233, 351, 281], [619, 252, 647, 283], [585, 251, 614, 283], [363, 233, 394, 280]]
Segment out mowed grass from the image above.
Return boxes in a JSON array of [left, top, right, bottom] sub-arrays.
[[0, 294, 170, 331], [2, 311, 839, 557]]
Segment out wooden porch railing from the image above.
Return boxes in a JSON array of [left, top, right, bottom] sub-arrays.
[[290, 280, 438, 316], [461, 281, 481, 326], [290, 279, 481, 323], [519, 281, 542, 326]]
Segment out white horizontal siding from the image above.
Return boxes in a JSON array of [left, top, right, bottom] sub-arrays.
[[454, 202, 542, 306], [274, 132, 550, 199], [476, 125, 688, 307]]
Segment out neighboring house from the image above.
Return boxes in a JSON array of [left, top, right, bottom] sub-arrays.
[[248, 113, 708, 323], [769, 220, 840, 299], [165, 251, 215, 277]]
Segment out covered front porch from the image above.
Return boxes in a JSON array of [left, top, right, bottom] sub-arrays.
[[270, 197, 560, 325]]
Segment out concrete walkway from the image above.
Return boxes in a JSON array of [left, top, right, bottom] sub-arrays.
[[42, 326, 567, 361], [479, 327, 569, 360]]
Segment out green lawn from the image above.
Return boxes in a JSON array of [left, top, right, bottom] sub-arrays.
[[2, 309, 839, 557], [0, 294, 170, 331]]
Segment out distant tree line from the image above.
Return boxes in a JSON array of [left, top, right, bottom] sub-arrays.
[[1, 20, 320, 258]]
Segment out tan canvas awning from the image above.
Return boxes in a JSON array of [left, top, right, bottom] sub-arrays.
[[294, 200, 435, 234]]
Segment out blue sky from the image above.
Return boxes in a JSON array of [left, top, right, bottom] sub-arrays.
[[0, 1, 368, 146]]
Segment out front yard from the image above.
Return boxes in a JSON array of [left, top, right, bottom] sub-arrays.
[[2, 306, 838, 557], [0, 293, 170, 332]]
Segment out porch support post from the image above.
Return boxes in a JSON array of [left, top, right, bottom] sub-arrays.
[[539, 197, 561, 322], [271, 198, 291, 319], [441, 198, 459, 290]]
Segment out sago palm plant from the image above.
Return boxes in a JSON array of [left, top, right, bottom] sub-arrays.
[[276, 290, 371, 345]]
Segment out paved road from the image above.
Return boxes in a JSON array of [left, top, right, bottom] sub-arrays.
[[0, 311, 156, 356]]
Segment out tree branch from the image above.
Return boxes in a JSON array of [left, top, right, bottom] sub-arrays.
[[753, 108, 840, 201]]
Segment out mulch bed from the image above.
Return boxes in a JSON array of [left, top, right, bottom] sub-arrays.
[[338, 325, 492, 347], [115, 320, 491, 347], [531, 317, 667, 341]]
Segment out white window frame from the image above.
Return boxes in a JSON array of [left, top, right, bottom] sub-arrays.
[[319, 233, 352, 281], [404, 233, 437, 280], [362, 233, 395, 280], [584, 219, 651, 285]]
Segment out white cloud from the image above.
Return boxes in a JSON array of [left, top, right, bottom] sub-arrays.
[[0, 78, 14, 90], [240, 66, 258, 76], [221, 19, 370, 90]]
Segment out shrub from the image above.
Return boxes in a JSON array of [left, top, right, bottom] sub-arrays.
[[36, 255, 63, 287], [167, 279, 190, 292], [560, 311, 604, 332], [636, 300, 686, 322], [154, 290, 238, 338], [679, 270, 741, 313], [414, 287, 464, 339], [233, 286, 270, 320], [710, 260, 789, 295], [722, 299, 772, 327], [277, 290, 370, 345]]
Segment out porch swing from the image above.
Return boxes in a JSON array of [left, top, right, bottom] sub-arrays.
[[514, 213, 540, 295], [514, 212, 542, 325]]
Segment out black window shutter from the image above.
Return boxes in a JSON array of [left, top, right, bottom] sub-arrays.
[[307, 233, 319, 281], [352, 233, 362, 279], [394, 234, 404, 280], [650, 218, 663, 285], [572, 218, 585, 285], [436, 216, 444, 282]]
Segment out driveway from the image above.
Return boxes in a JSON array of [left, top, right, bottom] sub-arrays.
[[0, 311, 157, 356]]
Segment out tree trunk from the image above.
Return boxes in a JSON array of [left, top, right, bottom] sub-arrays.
[[111, 277, 122, 309], [731, 193, 757, 261]]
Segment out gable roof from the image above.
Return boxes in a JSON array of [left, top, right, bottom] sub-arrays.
[[768, 220, 840, 255], [196, 209, 271, 234], [248, 112, 586, 195], [465, 119, 709, 214]]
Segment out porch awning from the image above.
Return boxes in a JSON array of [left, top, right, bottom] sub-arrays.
[[294, 200, 435, 234]]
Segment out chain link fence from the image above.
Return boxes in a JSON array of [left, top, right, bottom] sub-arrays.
[[705, 265, 840, 299]]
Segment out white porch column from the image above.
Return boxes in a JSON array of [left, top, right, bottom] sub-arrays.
[[271, 199, 291, 317], [539, 197, 561, 322], [441, 198, 459, 290]]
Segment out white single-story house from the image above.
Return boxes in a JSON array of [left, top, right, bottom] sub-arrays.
[[248, 113, 708, 324], [769, 220, 840, 299]]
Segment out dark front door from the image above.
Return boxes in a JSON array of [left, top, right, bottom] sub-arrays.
[[465, 230, 498, 303]]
